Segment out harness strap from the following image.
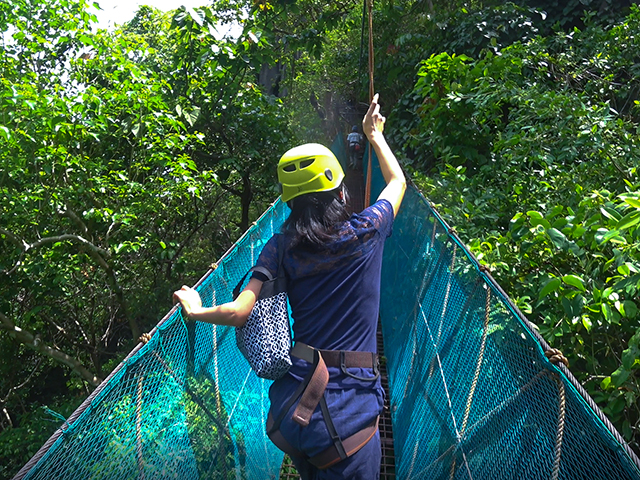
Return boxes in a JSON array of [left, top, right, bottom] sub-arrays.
[[319, 395, 347, 461], [267, 413, 379, 470], [292, 351, 328, 427], [267, 349, 320, 435], [266, 343, 380, 469], [290, 345, 379, 425]]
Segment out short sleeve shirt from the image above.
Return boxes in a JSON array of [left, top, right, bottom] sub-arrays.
[[255, 199, 394, 354], [347, 132, 363, 145]]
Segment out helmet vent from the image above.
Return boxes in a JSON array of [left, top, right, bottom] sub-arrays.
[[299, 159, 314, 169], [283, 164, 296, 172], [325, 169, 333, 181]]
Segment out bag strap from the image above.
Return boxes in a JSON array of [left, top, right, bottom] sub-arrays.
[[232, 234, 286, 300], [232, 266, 272, 299], [276, 234, 285, 279]]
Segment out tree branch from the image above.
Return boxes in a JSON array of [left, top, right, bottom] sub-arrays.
[[220, 182, 242, 197], [0, 228, 110, 258], [0, 229, 139, 340], [0, 228, 29, 250], [0, 311, 102, 387], [29, 234, 111, 258], [165, 192, 226, 278], [61, 206, 89, 236]]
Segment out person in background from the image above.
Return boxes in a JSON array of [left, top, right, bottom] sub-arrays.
[[173, 93, 406, 480], [347, 125, 364, 169]]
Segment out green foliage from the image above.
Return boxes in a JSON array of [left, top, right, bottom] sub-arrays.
[[0, 396, 83, 478], [0, 2, 293, 476], [515, 0, 634, 32], [397, 6, 640, 451], [184, 376, 242, 479], [3, 0, 640, 473]]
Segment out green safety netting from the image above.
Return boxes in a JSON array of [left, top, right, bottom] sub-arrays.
[[13, 145, 640, 480]]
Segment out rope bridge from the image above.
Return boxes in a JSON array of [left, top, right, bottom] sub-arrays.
[[12, 145, 640, 480]]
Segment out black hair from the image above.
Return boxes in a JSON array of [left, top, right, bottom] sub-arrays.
[[282, 184, 350, 249]]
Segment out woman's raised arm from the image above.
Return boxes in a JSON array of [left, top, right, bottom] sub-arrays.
[[362, 93, 406, 217]]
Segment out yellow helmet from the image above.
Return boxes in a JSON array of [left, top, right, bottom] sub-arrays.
[[277, 143, 345, 202]]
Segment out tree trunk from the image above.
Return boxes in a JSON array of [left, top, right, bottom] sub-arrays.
[[239, 173, 253, 232]]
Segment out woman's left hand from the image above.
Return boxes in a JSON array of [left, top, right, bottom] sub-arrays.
[[173, 286, 202, 318]]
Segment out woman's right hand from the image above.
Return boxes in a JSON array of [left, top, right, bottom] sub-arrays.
[[173, 285, 202, 319], [362, 93, 385, 142]]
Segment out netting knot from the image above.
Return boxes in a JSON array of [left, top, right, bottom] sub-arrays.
[[42, 406, 72, 435], [139, 333, 152, 345], [545, 348, 569, 368]]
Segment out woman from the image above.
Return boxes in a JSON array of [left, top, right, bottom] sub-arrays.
[[174, 93, 406, 479]]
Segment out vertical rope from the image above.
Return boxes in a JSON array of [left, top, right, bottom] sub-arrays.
[[449, 288, 490, 480], [428, 244, 457, 378], [364, 0, 374, 207], [551, 374, 567, 480], [213, 325, 222, 416], [136, 371, 146, 480], [211, 289, 222, 416], [460, 287, 490, 435], [367, 0, 374, 102], [359, 0, 367, 73]]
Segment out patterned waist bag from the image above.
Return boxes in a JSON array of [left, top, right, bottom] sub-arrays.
[[232, 236, 292, 380]]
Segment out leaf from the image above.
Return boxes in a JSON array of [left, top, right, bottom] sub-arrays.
[[612, 368, 630, 388], [539, 277, 561, 300], [581, 315, 592, 332], [621, 300, 638, 319], [601, 206, 621, 221], [616, 211, 640, 231], [185, 106, 200, 127], [546, 228, 567, 249], [621, 330, 640, 369], [186, 7, 204, 27], [618, 264, 630, 276], [248, 31, 259, 43], [623, 198, 640, 209], [562, 274, 585, 291], [613, 274, 640, 291], [601, 303, 620, 324], [595, 228, 625, 244], [561, 296, 574, 317], [0, 126, 10, 141]]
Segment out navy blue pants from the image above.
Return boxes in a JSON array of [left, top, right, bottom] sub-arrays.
[[269, 373, 383, 480]]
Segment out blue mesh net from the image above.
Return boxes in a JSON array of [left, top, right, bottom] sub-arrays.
[[14, 148, 640, 480], [366, 150, 640, 479]]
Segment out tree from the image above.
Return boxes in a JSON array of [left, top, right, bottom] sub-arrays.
[[0, 3, 294, 475]]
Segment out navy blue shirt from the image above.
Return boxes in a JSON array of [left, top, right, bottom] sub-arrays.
[[255, 199, 394, 354]]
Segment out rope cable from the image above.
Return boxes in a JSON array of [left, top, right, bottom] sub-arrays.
[[135, 371, 146, 480], [364, 0, 374, 207], [359, 0, 367, 73], [551, 374, 567, 480]]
